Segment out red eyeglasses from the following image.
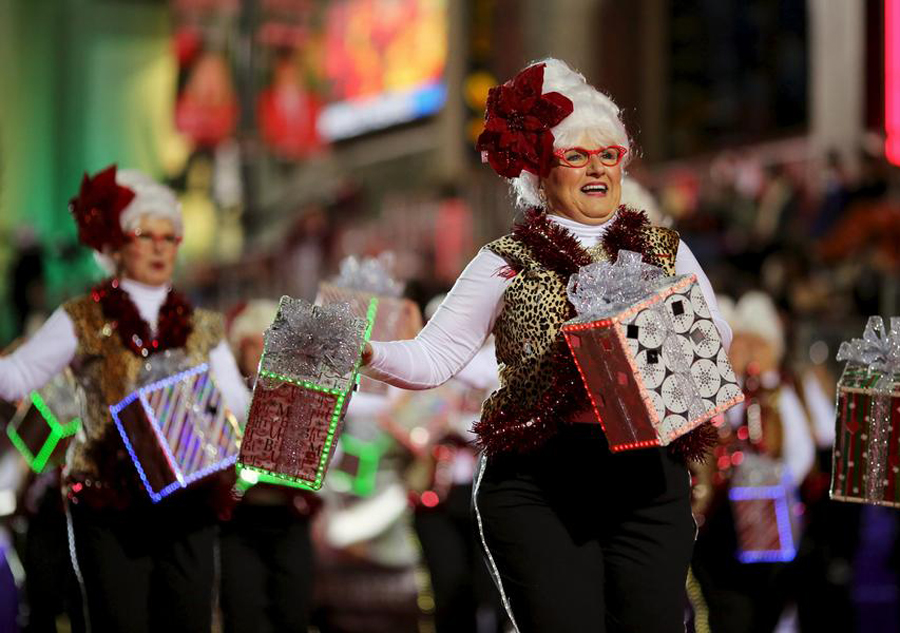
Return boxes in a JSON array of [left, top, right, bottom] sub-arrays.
[[553, 145, 628, 168], [127, 229, 182, 248]]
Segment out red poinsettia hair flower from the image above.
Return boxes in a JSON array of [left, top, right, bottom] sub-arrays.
[[475, 63, 574, 179], [69, 164, 136, 252]]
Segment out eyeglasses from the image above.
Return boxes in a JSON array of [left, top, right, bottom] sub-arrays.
[[553, 146, 628, 168], [127, 230, 182, 248]]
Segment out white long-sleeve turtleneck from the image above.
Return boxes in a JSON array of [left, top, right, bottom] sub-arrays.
[[0, 279, 250, 422], [365, 213, 732, 390]]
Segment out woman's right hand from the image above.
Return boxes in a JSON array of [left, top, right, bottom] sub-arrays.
[[361, 342, 373, 367]]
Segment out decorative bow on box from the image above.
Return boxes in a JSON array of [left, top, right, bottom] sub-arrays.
[[263, 299, 368, 390], [333, 253, 404, 298], [566, 250, 667, 317], [566, 250, 709, 424]]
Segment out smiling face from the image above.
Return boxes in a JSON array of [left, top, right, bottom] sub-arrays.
[[540, 132, 624, 225], [113, 215, 180, 287]]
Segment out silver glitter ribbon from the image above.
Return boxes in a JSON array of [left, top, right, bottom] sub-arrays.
[[566, 250, 667, 316], [567, 250, 707, 425], [332, 253, 404, 298], [836, 316, 900, 501], [263, 297, 367, 388]]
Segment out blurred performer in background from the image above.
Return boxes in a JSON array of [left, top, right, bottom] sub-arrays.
[[692, 291, 815, 633], [411, 295, 505, 633], [0, 165, 249, 633], [361, 59, 731, 632], [220, 299, 318, 633]]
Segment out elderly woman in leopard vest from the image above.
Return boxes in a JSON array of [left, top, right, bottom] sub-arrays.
[[360, 59, 732, 632]]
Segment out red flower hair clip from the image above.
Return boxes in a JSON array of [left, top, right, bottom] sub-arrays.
[[69, 164, 135, 252], [475, 63, 574, 179]]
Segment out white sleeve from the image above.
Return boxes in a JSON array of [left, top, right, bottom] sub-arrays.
[[779, 386, 817, 484], [0, 307, 78, 401], [675, 240, 733, 350], [452, 340, 500, 391], [364, 248, 510, 390], [209, 340, 251, 426], [802, 371, 837, 448]]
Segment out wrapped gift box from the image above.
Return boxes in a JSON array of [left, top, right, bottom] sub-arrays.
[[561, 253, 743, 452], [316, 282, 421, 395], [109, 363, 241, 503], [6, 371, 82, 474], [238, 297, 371, 491], [830, 317, 900, 507], [728, 453, 798, 563]]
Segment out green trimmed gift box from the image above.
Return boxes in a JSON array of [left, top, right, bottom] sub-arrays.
[[238, 297, 373, 491], [6, 371, 82, 474]]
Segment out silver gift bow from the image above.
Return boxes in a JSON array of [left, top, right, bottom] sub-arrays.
[[333, 253, 404, 298], [836, 316, 900, 502], [567, 250, 707, 431], [264, 297, 367, 386], [566, 250, 666, 316]]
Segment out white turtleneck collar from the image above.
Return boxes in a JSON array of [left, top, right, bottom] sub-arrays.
[[119, 278, 171, 333], [546, 212, 615, 248]]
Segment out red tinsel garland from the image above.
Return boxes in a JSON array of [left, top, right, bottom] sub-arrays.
[[601, 207, 651, 262], [92, 278, 193, 358], [477, 208, 715, 463], [511, 207, 594, 277]]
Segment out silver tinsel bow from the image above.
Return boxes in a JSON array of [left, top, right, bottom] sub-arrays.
[[836, 316, 900, 501], [836, 316, 900, 372], [264, 297, 367, 383], [567, 250, 707, 426], [333, 253, 404, 298], [566, 250, 667, 317]]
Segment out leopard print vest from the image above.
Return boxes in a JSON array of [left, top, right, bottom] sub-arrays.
[[475, 216, 680, 455]]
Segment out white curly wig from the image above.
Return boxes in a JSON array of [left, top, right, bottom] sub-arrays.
[[509, 58, 631, 209], [94, 169, 183, 274]]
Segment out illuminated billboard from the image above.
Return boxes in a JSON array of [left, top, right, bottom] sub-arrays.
[[317, 0, 448, 141]]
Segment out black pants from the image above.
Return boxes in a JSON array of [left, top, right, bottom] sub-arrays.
[[415, 484, 505, 633], [219, 504, 313, 633], [23, 479, 84, 633], [69, 493, 216, 633], [474, 425, 695, 633]]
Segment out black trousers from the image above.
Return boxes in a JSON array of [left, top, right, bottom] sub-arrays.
[[22, 480, 84, 633], [219, 504, 313, 633], [69, 492, 216, 633], [474, 425, 696, 633]]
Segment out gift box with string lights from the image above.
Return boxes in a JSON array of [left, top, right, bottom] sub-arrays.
[[6, 371, 82, 474], [238, 297, 372, 492], [728, 452, 799, 563], [316, 255, 422, 395], [560, 251, 744, 452], [109, 361, 242, 503], [830, 317, 900, 508]]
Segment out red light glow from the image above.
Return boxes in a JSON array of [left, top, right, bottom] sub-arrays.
[[421, 491, 440, 508]]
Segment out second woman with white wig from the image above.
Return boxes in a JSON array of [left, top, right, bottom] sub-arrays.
[[0, 165, 249, 632], [361, 59, 732, 631]]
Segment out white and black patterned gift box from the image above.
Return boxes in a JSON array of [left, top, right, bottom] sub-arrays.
[[562, 275, 744, 452]]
